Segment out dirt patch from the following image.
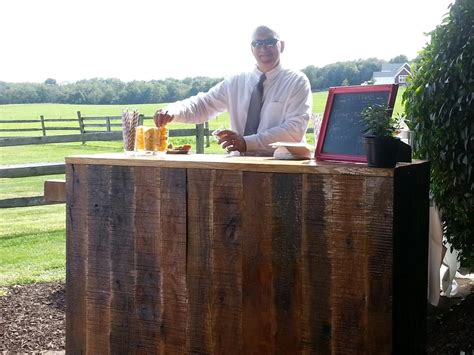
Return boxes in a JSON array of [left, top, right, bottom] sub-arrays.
[[427, 293, 474, 354], [0, 282, 473, 353], [0, 283, 65, 352]]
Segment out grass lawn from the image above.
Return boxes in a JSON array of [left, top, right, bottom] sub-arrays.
[[0, 205, 65, 286], [0, 89, 404, 120], [0, 88, 405, 286]]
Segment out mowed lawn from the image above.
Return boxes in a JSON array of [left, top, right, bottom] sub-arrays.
[[0, 89, 404, 121], [0, 89, 406, 286]]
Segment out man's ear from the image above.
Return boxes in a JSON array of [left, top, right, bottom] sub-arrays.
[[279, 40, 285, 53]]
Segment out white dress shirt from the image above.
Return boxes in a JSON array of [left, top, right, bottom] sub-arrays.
[[164, 64, 313, 155]]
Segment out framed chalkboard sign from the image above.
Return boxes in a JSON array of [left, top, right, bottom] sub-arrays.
[[315, 84, 398, 163]]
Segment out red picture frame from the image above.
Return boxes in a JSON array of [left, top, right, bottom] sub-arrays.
[[315, 84, 398, 163]]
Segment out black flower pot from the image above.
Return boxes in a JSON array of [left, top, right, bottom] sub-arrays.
[[364, 135, 400, 168]]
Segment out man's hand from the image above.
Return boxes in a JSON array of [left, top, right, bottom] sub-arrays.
[[216, 130, 247, 153], [153, 110, 174, 127]]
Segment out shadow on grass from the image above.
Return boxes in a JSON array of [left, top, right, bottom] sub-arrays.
[[0, 229, 65, 243]]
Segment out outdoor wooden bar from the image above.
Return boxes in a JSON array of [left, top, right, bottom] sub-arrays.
[[65, 153, 429, 354]]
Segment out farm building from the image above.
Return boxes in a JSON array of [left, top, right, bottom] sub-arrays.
[[373, 63, 411, 86]]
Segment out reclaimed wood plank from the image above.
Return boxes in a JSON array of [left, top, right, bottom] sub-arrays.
[[65, 153, 399, 177], [84, 165, 113, 354], [301, 174, 332, 352], [209, 169, 243, 353], [132, 166, 163, 352], [109, 166, 136, 354], [242, 172, 274, 353], [330, 175, 370, 354], [186, 169, 214, 353], [65, 164, 89, 353], [365, 176, 394, 355], [271, 173, 303, 352], [159, 168, 188, 352], [44, 179, 66, 202]]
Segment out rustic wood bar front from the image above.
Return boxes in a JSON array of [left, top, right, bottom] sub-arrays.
[[65, 153, 429, 354]]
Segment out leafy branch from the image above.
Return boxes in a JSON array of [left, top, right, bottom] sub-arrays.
[[361, 104, 400, 137]]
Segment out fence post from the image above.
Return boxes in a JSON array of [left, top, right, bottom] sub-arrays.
[[40, 115, 46, 136], [196, 123, 204, 154], [139, 114, 144, 126], [204, 121, 210, 147], [106, 116, 111, 132], [77, 111, 85, 144]]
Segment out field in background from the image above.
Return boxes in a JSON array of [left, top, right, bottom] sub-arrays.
[[0, 88, 406, 286], [0, 89, 405, 120]]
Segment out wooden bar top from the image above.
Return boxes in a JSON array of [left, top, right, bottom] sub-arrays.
[[66, 153, 425, 176]]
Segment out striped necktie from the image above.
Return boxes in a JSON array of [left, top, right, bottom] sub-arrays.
[[244, 73, 266, 135]]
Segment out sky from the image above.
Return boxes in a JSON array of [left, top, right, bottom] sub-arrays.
[[0, 0, 454, 84]]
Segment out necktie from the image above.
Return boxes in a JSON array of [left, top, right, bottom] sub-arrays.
[[244, 73, 266, 135]]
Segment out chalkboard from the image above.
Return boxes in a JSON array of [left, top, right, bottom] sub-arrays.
[[315, 84, 398, 163]]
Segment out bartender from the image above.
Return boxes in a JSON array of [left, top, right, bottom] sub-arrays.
[[154, 25, 312, 156]]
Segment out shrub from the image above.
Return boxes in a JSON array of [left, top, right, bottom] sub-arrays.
[[403, 0, 473, 260], [361, 104, 400, 137]]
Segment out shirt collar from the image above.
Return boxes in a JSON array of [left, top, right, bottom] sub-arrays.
[[254, 63, 282, 81]]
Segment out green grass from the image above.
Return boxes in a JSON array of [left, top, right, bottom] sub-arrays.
[[0, 89, 404, 139], [0, 89, 404, 121], [0, 88, 405, 286], [0, 94, 327, 119], [0, 205, 65, 286]]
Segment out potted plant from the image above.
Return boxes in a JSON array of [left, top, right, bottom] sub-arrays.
[[361, 103, 401, 168]]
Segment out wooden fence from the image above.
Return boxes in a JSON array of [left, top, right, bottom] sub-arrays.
[[0, 111, 210, 150], [1, 113, 320, 208], [0, 112, 211, 208]]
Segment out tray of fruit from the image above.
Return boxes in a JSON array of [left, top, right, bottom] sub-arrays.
[[166, 144, 192, 154]]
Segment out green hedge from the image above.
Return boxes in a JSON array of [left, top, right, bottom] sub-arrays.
[[403, 0, 473, 261]]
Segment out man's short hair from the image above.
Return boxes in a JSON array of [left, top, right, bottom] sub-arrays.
[[252, 26, 280, 40]]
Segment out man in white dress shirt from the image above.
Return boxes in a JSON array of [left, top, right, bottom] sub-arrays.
[[154, 25, 313, 156]]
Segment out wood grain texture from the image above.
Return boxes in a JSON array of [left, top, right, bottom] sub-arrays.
[[242, 172, 274, 353], [66, 164, 88, 353], [84, 164, 113, 353], [186, 168, 214, 353], [209, 170, 243, 353], [131, 166, 162, 353], [365, 176, 394, 355], [66, 165, 187, 354], [66, 153, 403, 177], [44, 179, 66, 202], [159, 168, 187, 353], [301, 174, 331, 352], [187, 169, 244, 353], [271, 173, 303, 352], [66, 159, 429, 354], [329, 175, 369, 354]]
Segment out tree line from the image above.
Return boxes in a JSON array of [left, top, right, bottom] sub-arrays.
[[0, 56, 408, 105]]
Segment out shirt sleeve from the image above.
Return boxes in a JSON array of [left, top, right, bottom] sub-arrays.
[[163, 80, 229, 124], [244, 75, 312, 153]]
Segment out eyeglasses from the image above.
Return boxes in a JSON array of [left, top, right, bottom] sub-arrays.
[[251, 38, 279, 48]]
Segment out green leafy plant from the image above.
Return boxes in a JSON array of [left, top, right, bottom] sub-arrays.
[[403, 0, 473, 261], [361, 104, 400, 137]]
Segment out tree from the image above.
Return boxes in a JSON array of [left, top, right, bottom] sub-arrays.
[[389, 55, 409, 63], [302, 59, 385, 91], [44, 78, 57, 85], [403, 0, 473, 260]]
